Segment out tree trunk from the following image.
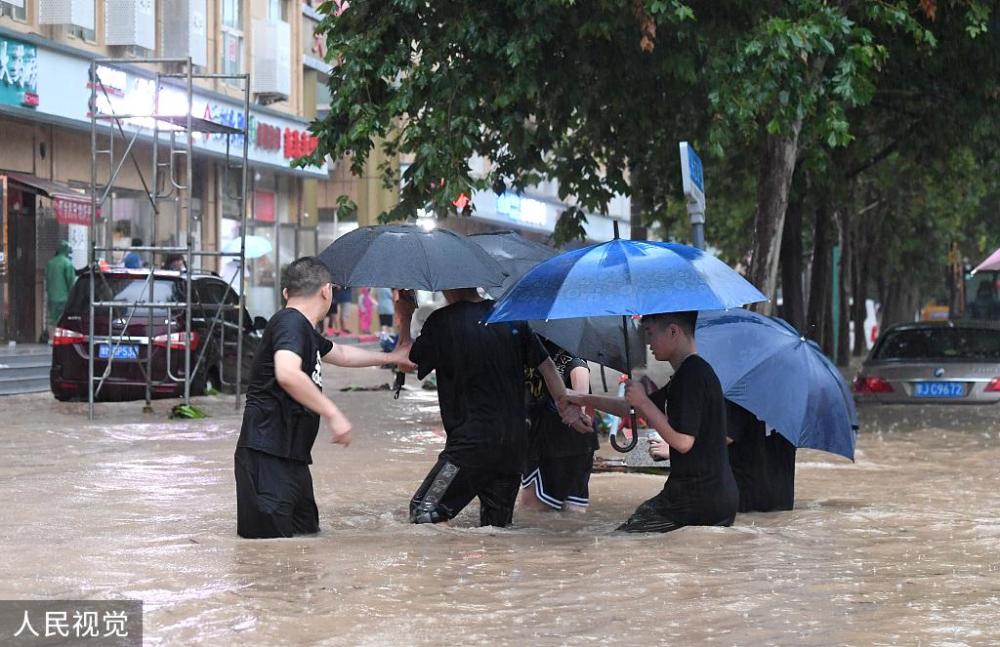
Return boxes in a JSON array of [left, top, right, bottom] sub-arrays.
[[851, 248, 868, 357], [807, 198, 832, 350], [836, 207, 851, 367], [779, 191, 806, 333], [748, 126, 803, 315], [629, 162, 647, 242]]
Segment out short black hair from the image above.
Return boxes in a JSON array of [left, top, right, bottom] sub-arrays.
[[642, 310, 698, 337], [283, 257, 333, 298], [131, 238, 143, 246]]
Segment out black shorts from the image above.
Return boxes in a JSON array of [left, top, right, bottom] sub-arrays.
[[235, 446, 319, 538], [521, 453, 594, 510], [410, 456, 521, 527], [378, 313, 393, 327]]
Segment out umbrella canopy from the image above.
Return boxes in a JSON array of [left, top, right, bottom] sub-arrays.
[[696, 309, 858, 461], [468, 230, 557, 297], [468, 231, 644, 373], [221, 234, 272, 260], [318, 224, 507, 290], [972, 247, 1000, 274], [486, 239, 767, 323]]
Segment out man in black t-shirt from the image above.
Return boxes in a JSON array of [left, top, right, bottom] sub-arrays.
[[520, 340, 598, 512], [235, 257, 413, 539], [400, 288, 591, 528], [726, 401, 796, 513], [569, 311, 738, 533]]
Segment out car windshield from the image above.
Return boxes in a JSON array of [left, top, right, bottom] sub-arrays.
[[874, 327, 1000, 361], [66, 275, 182, 318]]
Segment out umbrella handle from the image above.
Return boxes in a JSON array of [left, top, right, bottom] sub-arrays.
[[610, 410, 640, 452], [393, 370, 405, 399]]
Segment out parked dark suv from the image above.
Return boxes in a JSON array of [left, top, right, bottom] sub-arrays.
[[50, 268, 264, 402]]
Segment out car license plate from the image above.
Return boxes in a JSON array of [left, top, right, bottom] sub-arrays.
[[97, 344, 139, 360], [913, 381, 965, 398]]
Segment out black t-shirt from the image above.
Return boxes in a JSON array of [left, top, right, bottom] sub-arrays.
[[237, 308, 334, 464], [648, 354, 738, 525], [726, 401, 796, 513], [410, 299, 547, 474], [525, 341, 597, 458]]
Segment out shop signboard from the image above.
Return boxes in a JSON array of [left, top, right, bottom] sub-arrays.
[[34, 46, 326, 177], [53, 194, 98, 226], [0, 37, 39, 108]]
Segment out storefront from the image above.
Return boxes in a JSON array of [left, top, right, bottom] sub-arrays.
[[0, 28, 326, 341]]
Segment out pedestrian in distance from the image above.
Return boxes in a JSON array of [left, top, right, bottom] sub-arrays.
[[234, 257, 414, 539], [398, 288, 591, 528], [122, 238, 143, 269], [45, 241, 76, 339], [520, 339, 598, 513], [566, 311, 738, 533], [376, 287, 395, 333]]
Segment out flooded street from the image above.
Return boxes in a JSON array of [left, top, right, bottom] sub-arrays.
[[2, 365, 1000, 646]]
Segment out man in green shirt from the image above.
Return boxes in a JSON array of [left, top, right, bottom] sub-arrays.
[[45, 241, 76, 336]]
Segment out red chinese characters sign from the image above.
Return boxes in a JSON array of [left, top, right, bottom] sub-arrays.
[[283, 129, 319, 159], [53, 194, 99, 226]]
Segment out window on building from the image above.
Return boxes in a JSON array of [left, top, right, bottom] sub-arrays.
[[0, 0, 27, 22], [267, 0, 288, 21], [221, 0, 243, 84]]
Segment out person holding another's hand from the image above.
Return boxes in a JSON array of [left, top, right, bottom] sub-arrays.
[[234, 258, 412, 539], [565, 310, 738, 533]]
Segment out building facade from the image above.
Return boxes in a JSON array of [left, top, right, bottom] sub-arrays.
[[0, 0, 326, 342]]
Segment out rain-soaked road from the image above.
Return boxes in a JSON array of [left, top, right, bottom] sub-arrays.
[[1, 364, 999, 646]]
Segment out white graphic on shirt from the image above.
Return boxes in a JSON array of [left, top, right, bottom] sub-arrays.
[[311, 350, 323, 388]]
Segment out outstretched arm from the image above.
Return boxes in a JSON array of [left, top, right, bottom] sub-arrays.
[[625, 382, 694, 454], [322, 341, 413, 370], [564, 391, 630, 418]]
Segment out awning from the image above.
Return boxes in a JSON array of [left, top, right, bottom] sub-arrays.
[[4, 172, 99, 225], [6, 172, 85, 198]]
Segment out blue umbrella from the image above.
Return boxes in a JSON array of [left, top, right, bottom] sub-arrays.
[[487, 238, 766, 323], [467, 231, 644, 373], [487, 231, 766, 451], [696, 309, 858, 461]]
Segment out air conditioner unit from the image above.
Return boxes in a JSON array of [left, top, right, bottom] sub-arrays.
[[252, 19, 291, 100], [161, 0, 207, 67], [105, 0, 155, 49], [39, 0, 95, 29]]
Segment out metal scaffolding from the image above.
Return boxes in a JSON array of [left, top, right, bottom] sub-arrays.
[[87, 58, 251, 419]]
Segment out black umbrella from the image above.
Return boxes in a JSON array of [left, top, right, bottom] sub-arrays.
[[318, 224, 507, 291], [469, 230, 644, 374]]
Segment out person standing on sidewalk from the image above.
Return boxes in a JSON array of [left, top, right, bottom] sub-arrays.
[[45, 241, 76, 338], [235, 257, 413, 539]]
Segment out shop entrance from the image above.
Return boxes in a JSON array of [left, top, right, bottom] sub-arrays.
[[5, 186, 38, 342]]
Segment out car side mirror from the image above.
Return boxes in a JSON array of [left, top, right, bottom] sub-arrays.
[[253, 316, 268, 332]]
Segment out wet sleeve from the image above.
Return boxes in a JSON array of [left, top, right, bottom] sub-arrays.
[[666, 371, 701, 439], [649, 385, 668, 413], [316, 333, 334, 358], [270, 312, 310, 361], [410, 312, 438, 380]]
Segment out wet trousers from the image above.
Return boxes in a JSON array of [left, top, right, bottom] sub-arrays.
[[235, 447, 319, 538], [410, 457, 520, 527]]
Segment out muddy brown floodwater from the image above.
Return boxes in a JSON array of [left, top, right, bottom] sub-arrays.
[[1, 365, 999, 646]]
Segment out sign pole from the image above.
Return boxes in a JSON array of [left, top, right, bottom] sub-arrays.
[[679, 142, 706, 250]]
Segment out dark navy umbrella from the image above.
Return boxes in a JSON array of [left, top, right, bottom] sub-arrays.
[[318, 224, 506, 290], [487, 229, 766, 451], [696, 309, 858, 460], [468, 231, 644, 373]]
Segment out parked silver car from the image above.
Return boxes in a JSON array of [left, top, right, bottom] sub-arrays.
[[853, 321, 1000, 404]]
